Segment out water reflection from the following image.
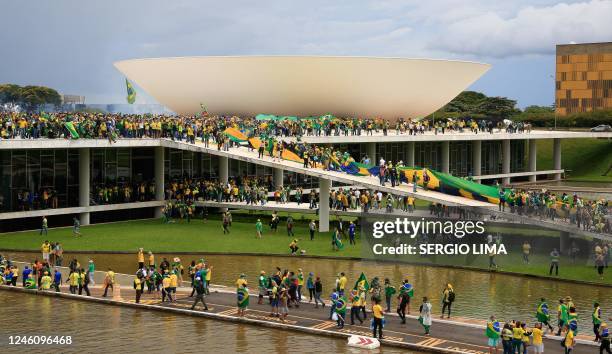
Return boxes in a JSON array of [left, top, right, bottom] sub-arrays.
[[0, 292, 420, 353]]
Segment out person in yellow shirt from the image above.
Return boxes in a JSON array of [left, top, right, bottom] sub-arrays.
[[134, 275, 143, 304], [137, 248, 144, 268], [10, 266, 19, 286], [531, 323, 544, 354], [162, 272, 173, 302], [205, 264, 212, 295], [169, 271, 178, 301], [102, 268, 115, 297], [349, 289, 363, 325], [338, 272, 347, 296], [67, 271, 80, 294], [148, 251, 155, 268], [512, 321, 525, 353], [40, 271, 52, 291], [41, 240, 51, 263], [372, 298, 384, 339]]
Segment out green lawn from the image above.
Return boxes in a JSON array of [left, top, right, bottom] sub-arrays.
[[0, 217, 609, 284], [0, 216, 362, 258], [535, 138, 612, 182]]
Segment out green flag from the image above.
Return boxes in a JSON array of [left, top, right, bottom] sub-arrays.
[[126, 79, 136, 104], [353, 272, 370, 291]]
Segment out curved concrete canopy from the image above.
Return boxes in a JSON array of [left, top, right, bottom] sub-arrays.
[[114, 56, 490, 119]]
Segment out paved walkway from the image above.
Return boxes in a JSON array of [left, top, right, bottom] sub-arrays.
[[1, 283, 597, 354]]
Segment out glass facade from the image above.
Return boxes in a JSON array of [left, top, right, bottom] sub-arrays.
[[0, 142, 528, 213], [449, 141, 473, 176], [0, 149, 79, 212], [415, 142, 442, 172]]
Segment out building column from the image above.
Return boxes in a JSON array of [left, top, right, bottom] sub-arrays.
[[472, 140, 481, 183], [366, 142, 376, 165], [502, 139, 511, 185], [79, 148, 90, 226], [441, 141, 449, 174], [553, 138, 562, 180], [318, 178, 331, 232], [219, 156, 229, 184], [407, 142, 415, 167], [560, 231, 570, 254], [274, 168, 284, 188], [528, 139, 537, 182], [154, 146, 165, 218]]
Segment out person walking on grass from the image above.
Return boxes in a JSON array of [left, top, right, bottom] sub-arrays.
[[222, 212, 230, 234], [286, 215, 294, 237], [72, 217, 82, 237], [255, 219, 263, 239], [549, 248, 560, 276], [40, 216, 48, 236], [309, 220, 316, 241]]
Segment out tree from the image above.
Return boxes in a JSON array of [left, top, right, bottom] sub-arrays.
[[0, 84, 23, 103], [523, 105, 554, 114], [0, 84, 61, 110], [431, 91, 518, 120], [474, 96, 519, 120]]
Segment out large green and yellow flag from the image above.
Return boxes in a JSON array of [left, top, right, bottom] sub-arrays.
[[125, 79, 136, 104]]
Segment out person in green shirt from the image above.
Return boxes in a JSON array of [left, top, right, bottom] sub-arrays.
[[557, 299, 569, 336], [87, 259, 95, 286], [383, 278, 396, 312], [255, 219, 263, 239], [593, 302, 602, 341]]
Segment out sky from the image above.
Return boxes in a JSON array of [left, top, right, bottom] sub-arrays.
[[1, 0, 611, 108]]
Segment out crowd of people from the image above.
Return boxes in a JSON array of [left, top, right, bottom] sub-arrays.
[[2, 249, 610, 354], [0, 111, 533, 141], [499, 188, 611, 235]]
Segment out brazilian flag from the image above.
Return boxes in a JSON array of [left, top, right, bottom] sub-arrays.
[[334, 296, 347, 315], [486, 321, 501, 339], [400, 283, 414, 297], [237, 287, 249, 309], [126, 79, 136, 104], [64, 121, 79, 139], [537, 302, 550, 323], [353, 272, 370, 291]]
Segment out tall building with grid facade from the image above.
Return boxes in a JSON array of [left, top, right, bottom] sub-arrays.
[[556, 42, 612, 115]]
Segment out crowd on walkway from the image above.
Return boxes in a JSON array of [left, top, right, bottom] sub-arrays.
[[500, 189, 611, 235], [2, 250, 609, 353], [0, 111, 533, 141]]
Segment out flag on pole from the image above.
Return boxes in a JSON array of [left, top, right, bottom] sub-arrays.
[[126, 79, 136, 104], [353, 272, 370, 291]]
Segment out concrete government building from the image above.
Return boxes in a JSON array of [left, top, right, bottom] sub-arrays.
[[1, 56, 611, 231]]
